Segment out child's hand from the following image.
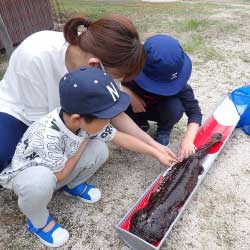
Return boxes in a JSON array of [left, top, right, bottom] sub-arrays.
[[156, 150, 178, 167], [178, 122, 199, 162], [55, 139, 90, 183], [155, 143, 178, 161], [122, 86, 146, 113], [130, 92, 146, 113], [112, 131, 177, 167], [178, 138, 196, 162]]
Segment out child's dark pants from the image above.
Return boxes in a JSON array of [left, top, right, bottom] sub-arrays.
[[126, 96, 184, 131]]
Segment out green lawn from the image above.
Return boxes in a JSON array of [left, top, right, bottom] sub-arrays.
[[0, 0, 244, 75], [0, 71, 4, 80], [61, 0, 235, 62]]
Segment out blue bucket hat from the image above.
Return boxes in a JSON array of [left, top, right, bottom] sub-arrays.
[[60, 67, 130, 118], [135, 34, 192, 96]]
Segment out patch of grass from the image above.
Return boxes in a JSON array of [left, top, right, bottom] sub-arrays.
[[181, 35, 205, 53], [61, 1, 228, 63], [61, 1, 217, 29], [181, 35, 223, 62], [240, 56, 250, 63], [203, 47, 224, 62], [63, 0, 140, 20], [0, 53, 8, 64], [176, 19, 210, 32], [215, 22, 239, 36], [188, 1, 234, 10], [0, 71, 4, 80]]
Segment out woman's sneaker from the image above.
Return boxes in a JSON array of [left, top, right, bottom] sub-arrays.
[[63, 182, 101, 203], [154, 129, 172, 146], [27, 216, 69, 248]]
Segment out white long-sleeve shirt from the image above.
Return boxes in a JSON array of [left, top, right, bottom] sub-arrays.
[[0, 31, 69, 126]]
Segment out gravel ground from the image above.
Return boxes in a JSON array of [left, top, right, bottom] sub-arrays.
[[0, 0, 249, 249]]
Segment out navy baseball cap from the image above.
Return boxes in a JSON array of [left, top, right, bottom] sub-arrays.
[[135, 34, 192, 96], [59, 67, 130, 118]]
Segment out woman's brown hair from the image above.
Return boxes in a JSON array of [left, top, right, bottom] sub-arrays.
[[64, 15, 146, 80]]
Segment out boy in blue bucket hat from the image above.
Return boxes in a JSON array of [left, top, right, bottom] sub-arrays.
[[123, 34, 202, 161], [0, 67, 177, 248]]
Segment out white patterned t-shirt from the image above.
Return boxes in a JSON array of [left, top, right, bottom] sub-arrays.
[[0, 108, 116, 187]]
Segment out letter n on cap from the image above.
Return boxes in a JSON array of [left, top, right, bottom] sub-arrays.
[[107, 82, 119, 102]]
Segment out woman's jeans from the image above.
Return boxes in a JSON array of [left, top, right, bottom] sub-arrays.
[[0, 112, 28, 172]]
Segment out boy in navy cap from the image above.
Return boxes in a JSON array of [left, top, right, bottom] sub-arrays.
[[0, 67, 177, 247], [123, 34, 202, 161]]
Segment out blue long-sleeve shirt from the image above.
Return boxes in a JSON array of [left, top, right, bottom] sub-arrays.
[[123, 81, 202, 126]]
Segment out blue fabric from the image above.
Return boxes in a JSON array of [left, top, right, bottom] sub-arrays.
[[135, 34, 192, 96], [63, 182, 93, 201], [60, 67, 130, 118], [27, 215, 60, 244], [0, 112, 28, 172], [231, 85, 250, 135], [124, 81, 202, 130], [27, 215, 54, 233], [126, 97, 184, 131]]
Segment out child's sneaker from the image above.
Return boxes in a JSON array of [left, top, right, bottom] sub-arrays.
[[154, 129, 171, 146], [63, 182, 101, 203], [27, 215, 69, 248]]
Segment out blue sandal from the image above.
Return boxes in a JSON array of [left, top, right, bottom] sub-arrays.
[[63, 182, 101, 203], [27, 216, 69, 248]]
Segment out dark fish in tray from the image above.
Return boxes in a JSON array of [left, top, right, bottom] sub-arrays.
[[130, 133, 222, 244]]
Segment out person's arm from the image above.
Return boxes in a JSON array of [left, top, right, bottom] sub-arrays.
[[179, 85, 202, 126], [111, 112, 177, 159], [178, 85, 202, 161], [178, 122, 199, 161], [112, 131, 177, 166], [55, 139, 89, 182]]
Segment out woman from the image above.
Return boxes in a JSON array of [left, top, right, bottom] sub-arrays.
[[0, 14, 177, 173]]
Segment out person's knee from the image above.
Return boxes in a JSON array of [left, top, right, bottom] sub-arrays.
[[89, 139, 109, 165], [17, 167, 56, 205], [173, 102, 184, 122], [161, 98, 184, 122]]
